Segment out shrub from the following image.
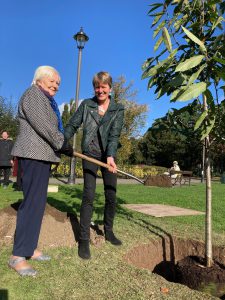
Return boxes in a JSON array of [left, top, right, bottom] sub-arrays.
[[51, 160, 167, 179]]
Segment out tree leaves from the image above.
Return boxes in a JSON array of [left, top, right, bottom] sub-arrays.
[[175, 55, 205, 72], [194, 111, 208, 131], [162, 27, 172, 52], [182, 26, 207, 53], [173, 82, 207, 101]]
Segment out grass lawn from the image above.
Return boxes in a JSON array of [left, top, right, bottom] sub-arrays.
[[1, 182, 224, 300]]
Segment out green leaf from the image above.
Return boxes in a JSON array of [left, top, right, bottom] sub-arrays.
[[181, 26, 207, 53], [188, 64, 205, 85], [213, 56, 225, 65], [175, 55, 204, 72], [148, 3, 163, 14], [214, 67, 225, 81], [154, 36, 163, 52], [212, 16, 224, 31], [142, 63, 161, 79], [162, 27, 172, 52], [174, 15, 188, 31], [153, 20, 166, 38], [177, 82, 207, 101], [152, 13, 164, 27], [168, 74, 186, 87], [194, 111, 207, 131], [141, 57, 155, 71], [201, 117, 216, 140]]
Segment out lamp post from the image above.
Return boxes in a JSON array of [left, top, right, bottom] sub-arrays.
[[68, 27, 89, 184]]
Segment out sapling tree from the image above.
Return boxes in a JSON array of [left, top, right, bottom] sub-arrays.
[[142, 0, 225, 267]]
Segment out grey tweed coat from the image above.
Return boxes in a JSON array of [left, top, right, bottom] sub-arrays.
[[12, 85, 64, 163]]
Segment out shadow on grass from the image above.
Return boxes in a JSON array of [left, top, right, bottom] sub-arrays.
[[0, 289, 8, 300], [116, 196, 175, 273]]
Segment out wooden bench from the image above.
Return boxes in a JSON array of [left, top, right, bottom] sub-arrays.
[[170, 170, 193, 186]]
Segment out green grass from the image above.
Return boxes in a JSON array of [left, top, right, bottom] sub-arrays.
[[0, 182, 224, 300]]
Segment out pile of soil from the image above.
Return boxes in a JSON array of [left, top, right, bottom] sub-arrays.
[[0, 202, 105, 249], [144, 175, 172, 187]]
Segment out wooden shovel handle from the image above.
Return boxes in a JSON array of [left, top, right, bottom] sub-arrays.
[[73, 151, 111, 169], [73, 151, 145, 184]]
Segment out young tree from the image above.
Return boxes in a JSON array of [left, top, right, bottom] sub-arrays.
[[142, 0, 225, 267]]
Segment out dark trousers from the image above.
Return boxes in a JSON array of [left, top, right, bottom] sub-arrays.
[[13, 158, 51, 257], [80, 159, 117, 240], [0, 167, 11, 186]]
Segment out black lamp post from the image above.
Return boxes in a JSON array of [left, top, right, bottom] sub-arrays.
[[68, 27, 89, 185]]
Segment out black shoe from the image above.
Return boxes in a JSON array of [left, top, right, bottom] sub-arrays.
[[105, 231, 122, 246], [78, 240, 91, 259]]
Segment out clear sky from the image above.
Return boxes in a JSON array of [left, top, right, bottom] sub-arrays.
[[0, 0, 186, 133]]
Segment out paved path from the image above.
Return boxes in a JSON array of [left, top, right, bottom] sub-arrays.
[[9, 176, 203, 186]]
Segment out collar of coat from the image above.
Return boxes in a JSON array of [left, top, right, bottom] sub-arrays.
[[0, 138, 13, 141], [85, 96, 119, 111], [84, 96, 121, 125]]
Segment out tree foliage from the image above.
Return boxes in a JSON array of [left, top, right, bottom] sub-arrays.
[[140, 102, 203, 169]]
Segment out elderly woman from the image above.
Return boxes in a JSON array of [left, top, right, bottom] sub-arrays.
[[64, 71, 124, 260], [8, 66, 72, 276]]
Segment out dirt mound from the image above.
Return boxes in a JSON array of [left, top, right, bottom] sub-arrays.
[[0, 202, 105, 249], [144, 175, 172, 187]]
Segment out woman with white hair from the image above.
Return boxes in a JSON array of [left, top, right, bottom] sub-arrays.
[[8, 66, 73, 276], [170, 161, 180, 179]]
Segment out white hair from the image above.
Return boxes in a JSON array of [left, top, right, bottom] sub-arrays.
[[32, 66, 60, 85]]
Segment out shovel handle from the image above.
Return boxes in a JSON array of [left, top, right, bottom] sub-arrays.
[[73, 151, 144, 184], [73, 151, 110, 169]]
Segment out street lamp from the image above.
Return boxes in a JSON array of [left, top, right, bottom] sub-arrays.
[[68, 27, 89, 184]]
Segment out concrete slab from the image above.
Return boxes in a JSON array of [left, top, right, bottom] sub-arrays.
[[123, 204, 205, 217]]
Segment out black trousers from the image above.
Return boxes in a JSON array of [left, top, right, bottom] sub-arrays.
[[0, 167, 11, 186], [80, 159, 117, 240], [13, 158, 51, 257]]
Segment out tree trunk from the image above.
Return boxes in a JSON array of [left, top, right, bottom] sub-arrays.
[[205, 136, 213, 267], [203, 95, 213, 267]]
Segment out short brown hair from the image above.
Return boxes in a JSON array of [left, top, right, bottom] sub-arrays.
[[92, 71, 112, 88]]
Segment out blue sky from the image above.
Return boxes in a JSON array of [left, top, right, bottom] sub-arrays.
[[0, 0, 186, 133]]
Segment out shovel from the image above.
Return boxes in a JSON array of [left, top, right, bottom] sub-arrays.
[[73, 151, 145, 184]]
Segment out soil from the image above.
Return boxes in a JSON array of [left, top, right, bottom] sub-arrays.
[[144, 175, 172, 187], [0, 201, 105, 249], [124, 237, 225, 298], [2, 202, 225, 298]]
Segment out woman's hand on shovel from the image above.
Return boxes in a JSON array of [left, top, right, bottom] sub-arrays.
[[107, 156, 117, 173]]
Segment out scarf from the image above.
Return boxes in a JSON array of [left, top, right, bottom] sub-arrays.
[[49, 97, 64, 133]]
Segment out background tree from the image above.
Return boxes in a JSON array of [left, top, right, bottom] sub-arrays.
[[0, 96, 18, 139], [113, 76, 148, 164], [142, 0, 225, 267], [139, 102, 202, 170]]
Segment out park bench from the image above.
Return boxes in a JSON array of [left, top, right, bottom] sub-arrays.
[[170, 170, 193, 186]]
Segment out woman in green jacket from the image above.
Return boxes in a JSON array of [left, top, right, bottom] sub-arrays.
[[64, 71, 124, 259]]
